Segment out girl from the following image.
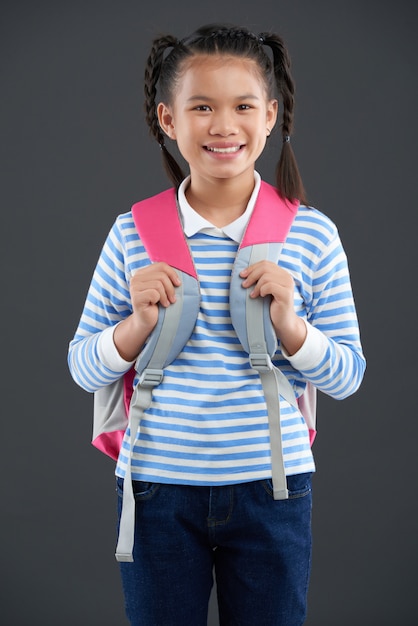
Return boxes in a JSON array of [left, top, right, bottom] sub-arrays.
[[68, 23, 365, 626]]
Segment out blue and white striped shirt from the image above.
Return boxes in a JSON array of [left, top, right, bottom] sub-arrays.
[[68, 174, 365, 485]]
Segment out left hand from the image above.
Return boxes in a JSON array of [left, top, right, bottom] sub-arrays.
[[240, 261, 307, 356]]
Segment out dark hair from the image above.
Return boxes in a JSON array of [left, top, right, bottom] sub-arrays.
[[144, 23, 307, 204]]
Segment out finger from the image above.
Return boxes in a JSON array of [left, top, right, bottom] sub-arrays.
[[240, 260, 276, 284], [153, 262, 182, 287], [133, 263, 181, 288], [132, 279, 175, 308], [239, 266, 262, 288], [131, 264, 181, 305]]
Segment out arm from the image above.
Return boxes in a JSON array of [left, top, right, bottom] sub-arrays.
[[284, 233, 366, 399], [241, 223, 366, 400], [67, 214, 180, 392]]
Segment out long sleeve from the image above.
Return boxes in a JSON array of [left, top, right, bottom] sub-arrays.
[[68, 212, 141, 392], [279, 207, 366, 400]]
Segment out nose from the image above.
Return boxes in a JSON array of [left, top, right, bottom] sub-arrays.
[[209, 110, 239, 136]]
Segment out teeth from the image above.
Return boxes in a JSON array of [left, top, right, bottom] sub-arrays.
[[207, 146, 241, 153]]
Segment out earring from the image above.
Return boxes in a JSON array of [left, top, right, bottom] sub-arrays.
[[266, 128, 271, 137]]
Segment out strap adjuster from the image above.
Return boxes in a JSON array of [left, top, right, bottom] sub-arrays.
[[139, 368, 164, 387], [249, 353, 273, 372]]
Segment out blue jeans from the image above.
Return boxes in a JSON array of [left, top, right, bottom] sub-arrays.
[[116, 473, 312, 626]]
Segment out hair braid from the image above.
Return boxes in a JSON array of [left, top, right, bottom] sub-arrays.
[[144, 35, 185, 187], [260, 32, 307, 204], [262, 34, 294, 138]]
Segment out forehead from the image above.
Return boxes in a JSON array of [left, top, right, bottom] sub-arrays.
[[175, 54, 267, 94]]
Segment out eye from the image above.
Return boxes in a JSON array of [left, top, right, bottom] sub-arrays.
[[237, 104, 252, 111], [193, 105, 212, 112]]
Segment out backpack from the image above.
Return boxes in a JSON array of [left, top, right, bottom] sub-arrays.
[[93, 181, 317, 561]]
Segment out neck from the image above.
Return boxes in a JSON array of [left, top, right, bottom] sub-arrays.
[[185, 172, 256, 227]]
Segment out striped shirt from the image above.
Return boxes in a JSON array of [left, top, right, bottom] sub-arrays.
[[68, 174, 365, 485]]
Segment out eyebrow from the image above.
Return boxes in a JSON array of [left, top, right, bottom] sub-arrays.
[[186, 94, 261, 102]]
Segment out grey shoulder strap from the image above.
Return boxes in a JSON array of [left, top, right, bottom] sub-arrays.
[[231, 242, 298, 501], [115, 270, 199, 562]]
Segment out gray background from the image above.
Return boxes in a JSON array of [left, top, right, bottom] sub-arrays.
[[1, 0, 417, 624]]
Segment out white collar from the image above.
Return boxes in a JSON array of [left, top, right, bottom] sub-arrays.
[[177, 172, 262, 243]]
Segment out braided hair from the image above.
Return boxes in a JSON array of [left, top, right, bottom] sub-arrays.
[[144, 23, 307, 204]]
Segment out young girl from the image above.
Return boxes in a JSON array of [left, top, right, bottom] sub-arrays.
[[68, 23, 365, 626]]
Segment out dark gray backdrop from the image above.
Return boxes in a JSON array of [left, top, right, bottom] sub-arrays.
[[2, 1, 417, 624]]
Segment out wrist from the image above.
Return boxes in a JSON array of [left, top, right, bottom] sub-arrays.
[[128, 311, 156, 337], [114, 314, 156, 362], [276, 316, 307, 357]]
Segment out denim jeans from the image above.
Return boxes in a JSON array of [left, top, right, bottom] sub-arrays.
[[116, 473, 312, 626]]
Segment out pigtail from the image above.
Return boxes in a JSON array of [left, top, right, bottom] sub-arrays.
[[144, 36, 185, 188], [260, 33, 307, 205]]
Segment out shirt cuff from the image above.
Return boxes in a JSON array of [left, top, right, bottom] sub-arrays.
[[281, 320, 328, 371], [97, 324, 136, 373]]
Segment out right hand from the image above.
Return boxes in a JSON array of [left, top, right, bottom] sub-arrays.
[[113, 263, 181, 362], [130, 262, 181, 332]]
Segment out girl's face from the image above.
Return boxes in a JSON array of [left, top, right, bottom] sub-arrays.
[[158, 55, 278, 189]]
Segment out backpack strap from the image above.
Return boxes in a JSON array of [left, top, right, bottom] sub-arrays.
[[230, 184, 300, 500], [131, 187, 200, 374], [116, 190, 200, 561], [131, 188, 197, 277]]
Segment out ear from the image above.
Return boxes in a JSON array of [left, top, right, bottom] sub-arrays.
[[266, 99, 279, 131], [157, 102, 177, 140]]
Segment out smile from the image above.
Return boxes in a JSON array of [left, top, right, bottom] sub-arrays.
[[205, 145, 243, 154]]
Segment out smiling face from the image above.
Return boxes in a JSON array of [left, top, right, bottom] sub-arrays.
[[157, 54, 278, 191]]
